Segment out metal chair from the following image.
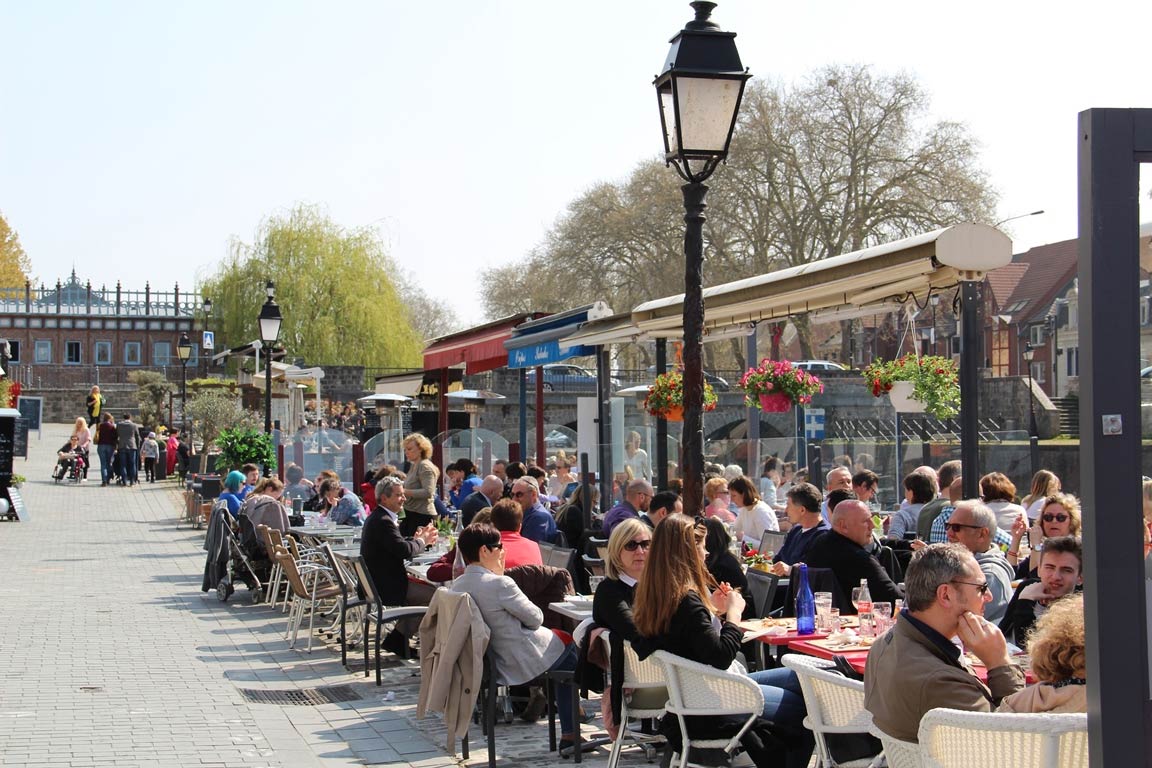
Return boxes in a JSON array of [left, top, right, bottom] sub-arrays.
[[273, 545, 342, 652], [320, 542, 365, 667], [349, 555, 428, 685]]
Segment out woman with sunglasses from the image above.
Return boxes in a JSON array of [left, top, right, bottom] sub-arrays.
[[634, 515, 816, 767], [1007, 493, 1081, 578]]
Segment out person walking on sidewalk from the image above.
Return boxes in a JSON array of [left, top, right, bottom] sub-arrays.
[[94, 413, 118, 487], [116, 414, 140, 486], [141, 432, 160, 483]]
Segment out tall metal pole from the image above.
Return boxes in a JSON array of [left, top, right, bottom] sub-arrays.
[[264, 342, 272, 436], [1024, 348, 1039, 476], [655, 338, 669, 491], [680, 181, 708, 517], [959, 279, 982, 499], [746, 328, 760, 479], [181, 359, 188, 437]]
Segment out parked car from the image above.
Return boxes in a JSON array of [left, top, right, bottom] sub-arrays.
[[646, 366, 731, 391], [793, 360, 846, 372], [524, 363, 619, 393]]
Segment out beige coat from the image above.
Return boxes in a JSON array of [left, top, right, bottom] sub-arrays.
[[417, 589, 490, 753], [999, 682, 1087, 713]]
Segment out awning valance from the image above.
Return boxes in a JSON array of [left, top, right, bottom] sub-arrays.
[[422, 313, 545, 374], [504, 302, 612, 368]]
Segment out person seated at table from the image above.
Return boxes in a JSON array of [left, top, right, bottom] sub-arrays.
[[999, 593, 1086, 713], [701, 516, 748, 598], [459, 474, 502, 527], [770, 483, 830, 576], [53, 435, 83, 480], [240, 476, 290, 533], [702, 477, 737, 523], [917, 460, 962, 540], [426, 507, 493, 583], [864, 544, 1026, 743], [633, 514, 815, 767], [887, 471, 936, 539], [282, 463, 315, 504], [361, 476, 439, 657], [451, 522, 582, 751], [943, 500, 1015, 623], [602, 479, 653, 538], [555, 484, 599, 555], [803, 500, 904, 612], [317, 478, 365, 527], [1006, 493, 1081, 578], [446, 458, 482, 509], [218, 471, 247, 520], [490, 498, 544, 569], [851, 469, 879, 507], [981, 471, 1029, 532], [1021, 469, 1062, 521], [642, 490, 681, 529], [730, 475, 779, 547], [998, 536, 1082, 647], [303, 469, 340, 511], [510, 477, 557, 544]]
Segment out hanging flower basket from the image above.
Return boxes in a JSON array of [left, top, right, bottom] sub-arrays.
[[643, 371, 717, 419], [738, 359, 823, 411], [862, 354, 960, 419]]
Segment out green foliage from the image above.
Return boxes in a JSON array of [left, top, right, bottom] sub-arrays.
[[0, 210, 32, 287], [184, 390, 259, 451], [642, 371, 718, 417], [0, 378, 12, 408], [200, 204, 424, 367], [127, 370, 175, 428], [10, 474, 25, 488], [862, 354, 960, 419], [215, 426, 276, 474], [738, 359, 824, 406]]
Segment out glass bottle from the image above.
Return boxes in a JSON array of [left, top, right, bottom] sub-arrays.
[[795, 563, 816, 635], [856, 578, 874, 637]]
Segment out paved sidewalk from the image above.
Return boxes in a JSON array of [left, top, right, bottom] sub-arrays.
[[0, 423, 613, 768]]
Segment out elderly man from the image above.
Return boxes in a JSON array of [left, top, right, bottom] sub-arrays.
[[864, 544, 1026, 742], [943, 500, 1015, 622], [803, 500, 904, 611], [820, 467, 853, 522], [999, 536, 1083, 647], [360, 476, 439, 656], [642, 490, 681, 529], [602, 479, 654, 538], [510, 477, 557, 544], [461, 475, 503, 527], [770, 483, 830, 576]]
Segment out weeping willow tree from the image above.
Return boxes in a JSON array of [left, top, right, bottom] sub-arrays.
[[201, 205, 424, 368]]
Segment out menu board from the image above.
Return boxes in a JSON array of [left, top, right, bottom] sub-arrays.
[[12, 417, 27, 458], [16, 396, 42, 433], [0, 414, 13, 477]]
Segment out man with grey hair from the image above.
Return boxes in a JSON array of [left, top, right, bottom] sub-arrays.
[[944, 500, 1015, 622], [511, 477, 557, 544], [864, 544, 1025, 743], [819, 466, 853, 523], [602, 479, 654, 538], [460, 475, 503, 527]]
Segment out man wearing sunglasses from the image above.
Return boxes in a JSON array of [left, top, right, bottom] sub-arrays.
[[865, 544, 1026, 743], [511, 478, 557, 544], [942, 501, 1015, 622], [602, 479, 654, 538]]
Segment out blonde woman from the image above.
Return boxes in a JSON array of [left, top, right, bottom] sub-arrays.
[[1022, 470, 1061, 520], [72, 417, 91, 480], [624, 431, 651, 483], [401, 433, 439, 537], [999, 594, 1086, 713]]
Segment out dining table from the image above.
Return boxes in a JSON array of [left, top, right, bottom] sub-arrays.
[[547, 597, 594, 623], [786, 636, 1036, 684]]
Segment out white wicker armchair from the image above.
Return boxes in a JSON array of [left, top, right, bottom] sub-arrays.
[[601, 631, 668, 768], [653, 650, 765, 768], [781, 654, 882, 767], [867, 725, 923, 768], [918, 707, 1088, 768]]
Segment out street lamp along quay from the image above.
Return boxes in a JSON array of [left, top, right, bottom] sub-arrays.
[[258, 282, 283, 478], [655, 0, 750, 516], [176, 332, 193, 448]]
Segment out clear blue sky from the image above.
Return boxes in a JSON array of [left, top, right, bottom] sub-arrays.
[[2, 1, 1149, 328]]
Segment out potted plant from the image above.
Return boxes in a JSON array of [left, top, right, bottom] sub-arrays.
[[738, 359, 824, 412], [744, 549, 772, 572], [862, 354, 960, 419], [643, 370, 718, 421], [215, 426, 277, 475]]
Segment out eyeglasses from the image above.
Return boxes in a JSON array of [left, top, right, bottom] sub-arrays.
[[486, 543, 504, 551], [943, 522, 984, 533], [950, 580, 990, 596], [1042, 513, 1069, 523], [623, 539, 651, 552], [511, 491, 529, 498]]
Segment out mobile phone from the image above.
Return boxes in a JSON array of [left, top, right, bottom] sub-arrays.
[[903, 532, 918, 541]]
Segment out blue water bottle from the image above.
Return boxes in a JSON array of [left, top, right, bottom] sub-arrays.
[[795, 563, 816, 635]]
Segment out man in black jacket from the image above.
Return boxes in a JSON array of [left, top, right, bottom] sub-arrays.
[[459, 475, 503, 526], [803, 500, 904, 613], [360, 477, 438, 655]]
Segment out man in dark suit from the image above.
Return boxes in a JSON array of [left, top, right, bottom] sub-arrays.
[[804, 500, 904, 612], [360, 476, 438, 656], [460, 475, 503, 526]]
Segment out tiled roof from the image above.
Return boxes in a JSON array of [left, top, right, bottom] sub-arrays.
[[986, 263, 1029, 312], [1004, 237, 1079, 324]]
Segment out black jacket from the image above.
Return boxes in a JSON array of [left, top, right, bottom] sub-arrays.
[[459, 490, 493, 527], [803, 529, 904, 614], [359, 506, 423, 605], [637, 591, 743, 670], [592, 577, 639, 724], [707, 550, 749, 596]]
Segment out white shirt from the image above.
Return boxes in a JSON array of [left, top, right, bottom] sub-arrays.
[[735, 500, 779, 544]]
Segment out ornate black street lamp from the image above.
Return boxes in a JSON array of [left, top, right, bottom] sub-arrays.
[[177, 332, 193, 440], [258, 281, 282, 442], [654, 1, 749, 515], [201, 297, 213, 378]]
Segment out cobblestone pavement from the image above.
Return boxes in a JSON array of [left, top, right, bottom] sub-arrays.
[[0, 423, 617, 768]]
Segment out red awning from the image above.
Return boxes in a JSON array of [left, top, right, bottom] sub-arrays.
[[422, 313, 546, 374]]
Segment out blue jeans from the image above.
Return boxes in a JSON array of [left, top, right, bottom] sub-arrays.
[[119, 448, 138, 484], [97, 444, 115, 484], [546, 641, 579, 736], [747, 667, 814, 768]]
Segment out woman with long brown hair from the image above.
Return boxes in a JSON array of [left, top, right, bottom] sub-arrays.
[[634, 514, 816, 765]]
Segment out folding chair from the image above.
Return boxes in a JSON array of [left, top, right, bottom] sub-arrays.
[[349, 556, 428, 685]]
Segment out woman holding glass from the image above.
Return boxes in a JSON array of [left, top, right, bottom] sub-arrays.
[[1006, 493, 1081, 578]]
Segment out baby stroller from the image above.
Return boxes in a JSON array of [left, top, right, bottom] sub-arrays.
[[52, 452, 86, 484], [202, 506, 271, 603]]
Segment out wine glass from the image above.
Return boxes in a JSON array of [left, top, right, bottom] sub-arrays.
[[851, 586, 864, 614]]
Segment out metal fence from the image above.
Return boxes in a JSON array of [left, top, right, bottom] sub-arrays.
[[9, 363, 187, 389]]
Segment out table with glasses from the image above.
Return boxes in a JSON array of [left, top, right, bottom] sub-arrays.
[[786, 636, 1036, 684]]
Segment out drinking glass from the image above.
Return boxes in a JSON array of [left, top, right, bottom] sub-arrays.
[[814, 592, 833, 631], [828, 607, 841, 633], [851, 587, 863, 612], [873, 602, 893, 634], [589, 576, 605, 594]]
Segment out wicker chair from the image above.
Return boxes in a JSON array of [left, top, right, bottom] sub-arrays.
[[601, 632, 667, 768], [868, 725, 923, 768], [653, 650, 765, 768], [918, 708, 1088, 768], [781, 654, 881, 767], [274, 544, 342, 652]]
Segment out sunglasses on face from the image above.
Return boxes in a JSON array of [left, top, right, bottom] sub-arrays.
[[943, 522, 984, 533], [1042, 513, 1069, 523], [950, 579, 990, 595], [624, 539, 651, 552]]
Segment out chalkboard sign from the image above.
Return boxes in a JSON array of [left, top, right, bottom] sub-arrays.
[[12, 417, 27, 459], [0, 416, 12, 475], [6, 487, 26, 522], [16, 396, 42, 434]]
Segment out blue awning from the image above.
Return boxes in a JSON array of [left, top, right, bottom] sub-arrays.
[[505, 302, 612, 369]]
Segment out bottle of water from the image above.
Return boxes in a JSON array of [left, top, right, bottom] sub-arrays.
[[795, 564, 816, 635], [856, 578, 874, 637]]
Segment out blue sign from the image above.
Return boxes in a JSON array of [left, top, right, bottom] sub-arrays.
[[508, 341, 596, 369], [804, 408, 826, 441]]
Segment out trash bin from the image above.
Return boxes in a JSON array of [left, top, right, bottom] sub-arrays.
[[155, 442, 167, 481]]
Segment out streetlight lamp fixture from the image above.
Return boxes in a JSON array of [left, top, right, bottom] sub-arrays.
[[655, 0, 750, 515], [176, 332, 193, 445], [258, 281, 283, 442]]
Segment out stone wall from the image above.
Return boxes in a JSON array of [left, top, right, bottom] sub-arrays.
[[319, 365, 368, 405]]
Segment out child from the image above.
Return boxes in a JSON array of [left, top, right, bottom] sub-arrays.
[[141, 432, 160, 483]]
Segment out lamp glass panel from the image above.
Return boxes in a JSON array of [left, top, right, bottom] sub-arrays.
[[259, 316, 282, 343], [658, 87, 678, 155], [672, 75, 741, 154]]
